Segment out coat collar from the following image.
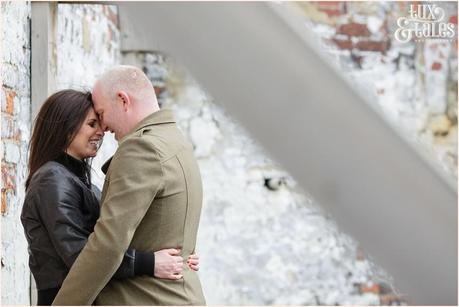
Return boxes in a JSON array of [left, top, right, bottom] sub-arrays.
[[132, 108, 176, 132], [101, 109, 175, 175]]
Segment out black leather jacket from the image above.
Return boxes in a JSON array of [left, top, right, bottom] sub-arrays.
[[21, 154, 153, 292]]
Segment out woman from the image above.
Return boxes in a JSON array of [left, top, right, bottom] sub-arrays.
[[21, 90, 199, 305]]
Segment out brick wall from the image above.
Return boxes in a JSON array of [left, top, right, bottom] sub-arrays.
[[1, 1, 32, 305], [1, 3, 121, 304], [294, 1, 458, 178]]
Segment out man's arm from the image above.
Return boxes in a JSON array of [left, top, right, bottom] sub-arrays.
[[52, 136, 163, 305]]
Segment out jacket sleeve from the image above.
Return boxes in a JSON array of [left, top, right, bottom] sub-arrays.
[[39, 171, 154, 281], [53, 136, 163, 305], [38, 171, 90, 269], [113, 250, 155, 279]]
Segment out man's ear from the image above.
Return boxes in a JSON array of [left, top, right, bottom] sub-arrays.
[[117, 91, 131, 112]]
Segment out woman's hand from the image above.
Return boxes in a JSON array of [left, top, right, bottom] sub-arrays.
[[187, 253, 199, 271], [154, 248, 183, 280]]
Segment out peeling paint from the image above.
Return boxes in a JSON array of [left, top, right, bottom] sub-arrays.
[[1, 2, 32, 304]]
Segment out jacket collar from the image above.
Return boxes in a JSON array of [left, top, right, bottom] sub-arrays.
[[132, 108, 175, 133], [54, 152, 90, 186]]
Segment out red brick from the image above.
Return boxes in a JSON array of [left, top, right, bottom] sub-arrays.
[[355, 40, 390, 52], [431, 62, 442, 71], [154, 86, 165, 97], [338, 22, 371, 37], [1, 114, 20, 141], [106, 6, 118, 27], [1, 190, 6, 215], [331, 38, 353, 50], [316, 1, 341, 8], [5, 90, 16, 115], [449, 15, 457, 25], [360, 283, 380, 294], [321, 9, 343, 17], [313, 2, 344, 17], [1, 164, 16, 191]]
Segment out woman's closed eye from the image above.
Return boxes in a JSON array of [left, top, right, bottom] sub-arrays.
[[88, 120, 99, 128]]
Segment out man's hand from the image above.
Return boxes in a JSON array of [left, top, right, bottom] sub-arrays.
[[187, 254, 200, 271], [154, 248, 183, 280]]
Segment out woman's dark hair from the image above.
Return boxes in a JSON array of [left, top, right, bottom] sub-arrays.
[[26, 89, 93, 188]]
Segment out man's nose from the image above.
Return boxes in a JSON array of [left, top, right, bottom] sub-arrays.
[[100, 122, 108, 132], [96, 125, 105, 136]]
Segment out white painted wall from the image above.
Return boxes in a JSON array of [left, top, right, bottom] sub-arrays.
[[1, 1, 32, 305], [55, 3, 120, 188], [141, 54, 393, 305]]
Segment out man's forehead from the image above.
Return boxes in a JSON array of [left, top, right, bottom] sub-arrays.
[[91, 89, 102, 107]]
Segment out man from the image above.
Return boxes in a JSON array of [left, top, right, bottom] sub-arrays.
[[52, 65, 206, 305]]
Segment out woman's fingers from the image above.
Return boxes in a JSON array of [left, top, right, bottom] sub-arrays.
[[154, 249, 184, 279], [189, 263, 199, 271], [187, 254, 199, 271], [187, 258, 199, 264], [155, 248, 199, 278], [187, 255, 199, 271]]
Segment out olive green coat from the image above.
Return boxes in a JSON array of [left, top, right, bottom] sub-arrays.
[[52, 109, 206, 305]]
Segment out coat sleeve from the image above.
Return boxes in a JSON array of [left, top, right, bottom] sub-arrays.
[[52, 135, 163, 305], [39, 170, 153, 280], [92, 185, 155, 280]]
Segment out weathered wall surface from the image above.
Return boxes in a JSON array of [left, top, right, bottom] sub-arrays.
[[136, 52, 398, 305], [2, 3, 121, 304], [294, 1, 458, 179], [2, 2, 455, 305], [1, 1, 32, 305], [56, 3, 120, 188], [134, 3, 458, 303]]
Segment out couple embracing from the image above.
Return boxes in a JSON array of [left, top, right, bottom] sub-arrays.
[[21, 66, 206, 305]]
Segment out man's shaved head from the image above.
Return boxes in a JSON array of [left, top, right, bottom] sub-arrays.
[[91, 65, 159, 141], [94, 65, 156, 103]]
